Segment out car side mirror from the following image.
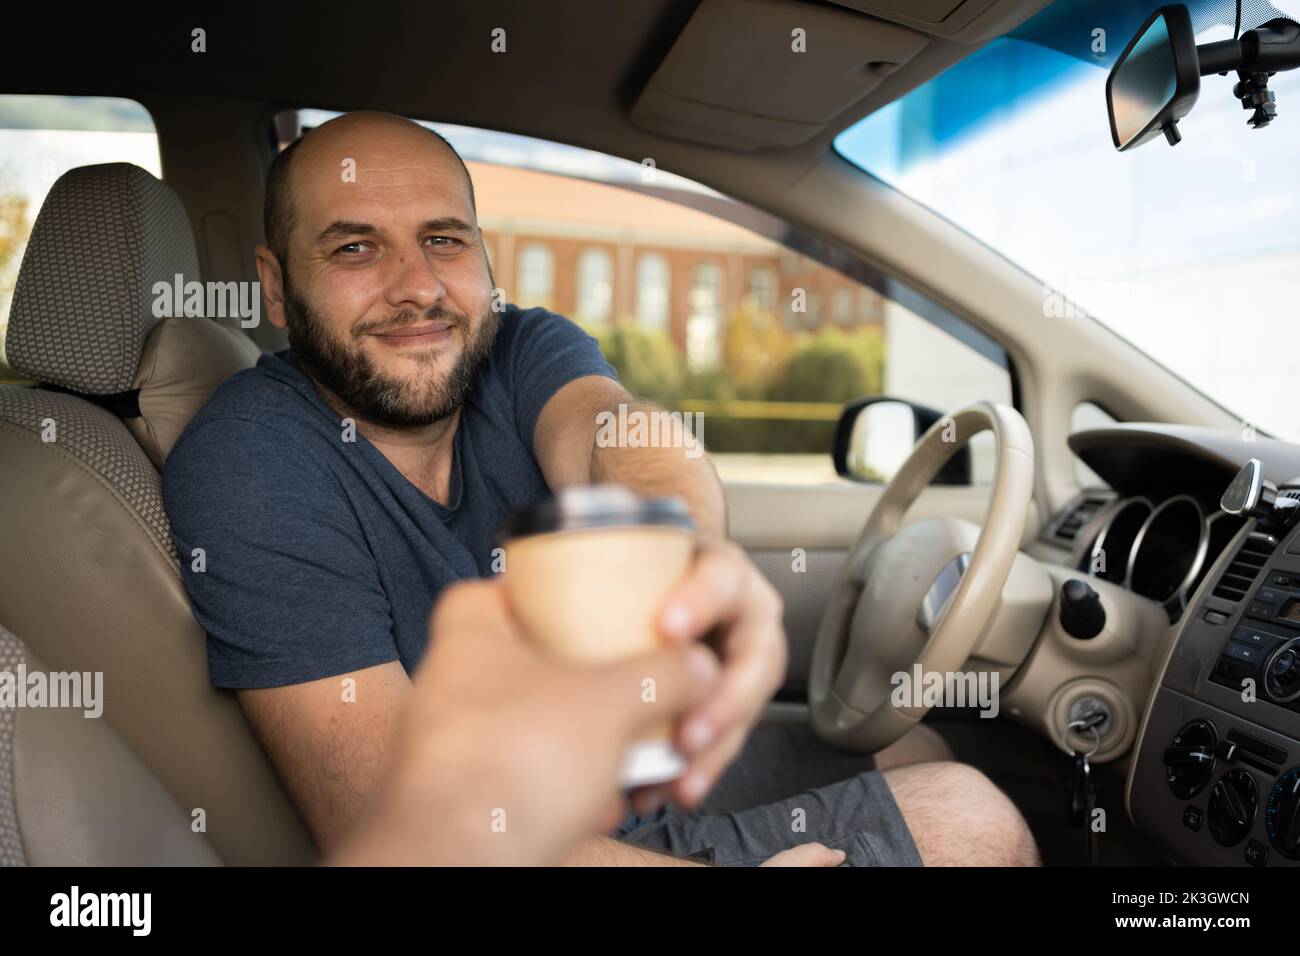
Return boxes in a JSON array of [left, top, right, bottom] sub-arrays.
[[831, 396, 971, 485]]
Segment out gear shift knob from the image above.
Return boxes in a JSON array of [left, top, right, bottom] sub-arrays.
[[1221, 458, 1277, 518]]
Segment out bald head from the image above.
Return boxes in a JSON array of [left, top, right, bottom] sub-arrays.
[[263, 111, 477, 266], [252, 109, 499, 429]]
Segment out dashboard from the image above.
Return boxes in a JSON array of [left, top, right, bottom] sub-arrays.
[[1045, 424, 1300, 622], [1046, 490, 1244, 621], [1041, 423, 1300, 866]]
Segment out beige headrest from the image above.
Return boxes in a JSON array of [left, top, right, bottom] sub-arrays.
[[128, 318, 261, 469], [8, 163, 201, 393]]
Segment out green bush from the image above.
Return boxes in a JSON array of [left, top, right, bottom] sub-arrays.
[[765, 325, 884, 403], [581, 318, 886, 456], [581, 321, 685, 407]]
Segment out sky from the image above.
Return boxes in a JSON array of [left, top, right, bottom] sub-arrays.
[[836, 31, 1300, 441]]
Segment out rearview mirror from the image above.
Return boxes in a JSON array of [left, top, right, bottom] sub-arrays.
[[1107, 4, 1200, 150]]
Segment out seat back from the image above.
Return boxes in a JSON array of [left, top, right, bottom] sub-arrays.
[[0, 163, 315, 865], [0, 624, 223, 866]]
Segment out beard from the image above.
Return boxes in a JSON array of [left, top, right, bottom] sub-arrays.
[[282, 272, 500, 428]]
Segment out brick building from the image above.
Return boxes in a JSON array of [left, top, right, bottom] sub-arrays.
[[470, 161, 882, 370]]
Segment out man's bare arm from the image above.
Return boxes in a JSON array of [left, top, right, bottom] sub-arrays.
[[559, 834, 704, 866], [532, 374, 811, 868], [236, 660, 411, 853], [533, 375, 731, 867], [533, 376, 727, 539]]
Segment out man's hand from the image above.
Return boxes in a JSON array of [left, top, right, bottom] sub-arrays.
[[761, 844, 848, 867], [533, 374, 790, 829], [639, 537, 788, 813], [332, 579, 720, 866]]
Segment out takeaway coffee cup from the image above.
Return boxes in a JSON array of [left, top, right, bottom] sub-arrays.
[[498, 484, 696, 787]]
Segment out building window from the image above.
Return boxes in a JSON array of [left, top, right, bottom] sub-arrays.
[[516, 243, 554, 310], [805, 293, 821, 328], [576, 248, 613, 323], [782, 291, 798, 330], [857, 288, 879, 324], [747, 266, 777, 312], [686, 262, 723, 371], [833, 288, 854, 324], [635, 253, 669, 330]]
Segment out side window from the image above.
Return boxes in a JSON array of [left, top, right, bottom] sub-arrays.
[[279, 110, 1014, 484], [0, 95, 161, 381], [879, 296, 1011, 485]]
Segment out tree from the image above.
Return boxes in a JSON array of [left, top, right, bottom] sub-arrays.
[[721, 300, 790, 396], [758, 325, 886, 454], [579, 319, 686, 407], [0, 190, 32, 378], [766, 325, 884, 403]]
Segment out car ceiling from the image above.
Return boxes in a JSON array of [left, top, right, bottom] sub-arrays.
[[0, 0, 1051, 210]]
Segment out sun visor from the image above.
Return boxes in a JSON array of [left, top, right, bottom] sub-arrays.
[[828, 0, 1035, 42], [630, 0, 928, 151]]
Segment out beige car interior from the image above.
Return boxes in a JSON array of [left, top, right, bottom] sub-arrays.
[[0, 164, 314, 865], [0, 0, 1281, 866]]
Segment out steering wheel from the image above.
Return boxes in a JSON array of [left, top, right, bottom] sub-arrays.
[[809, 401, 1035, 752]]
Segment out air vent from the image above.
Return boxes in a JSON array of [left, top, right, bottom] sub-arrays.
[[1279, 488, 1300, 504], [1047, 493, 1115, 546], [1212, 532, 1280, 603]]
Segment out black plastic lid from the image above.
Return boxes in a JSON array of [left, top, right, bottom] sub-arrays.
[[498, 484, 694, 542]]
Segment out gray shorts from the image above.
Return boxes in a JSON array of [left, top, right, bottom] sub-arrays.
[[618, 769, 922, 867]]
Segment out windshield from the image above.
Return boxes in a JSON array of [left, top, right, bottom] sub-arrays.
[[835, 0, 1300, 442]]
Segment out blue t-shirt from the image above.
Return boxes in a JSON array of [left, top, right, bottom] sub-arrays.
[[163, 305, 616, 689]]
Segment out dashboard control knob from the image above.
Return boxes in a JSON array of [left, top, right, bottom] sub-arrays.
[[1060, 579, 1105, 639], [1165, 745, 1215, 766], [1271, 649, 1299, 680], [1165, 720, 1217, 799], [1265, 638, 1300, 702], [1207, 769, 1258, 847], [1266, 767, 1300, 859]]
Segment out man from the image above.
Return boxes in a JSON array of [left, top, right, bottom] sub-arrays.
[[164, 111, 1039, 866]]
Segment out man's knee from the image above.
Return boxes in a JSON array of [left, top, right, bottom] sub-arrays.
[[882, 761, 1040, 866], [872, 722, 956, 771]]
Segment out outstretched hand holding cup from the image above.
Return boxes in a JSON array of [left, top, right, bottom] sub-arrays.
[[500, 485, 701, 788], [332, 577, 719, 866], [334, 484, 807, 866]]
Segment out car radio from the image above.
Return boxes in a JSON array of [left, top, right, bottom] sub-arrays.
[[1210, 573, 1300, 710], [1127, 459, 1300, 866]]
